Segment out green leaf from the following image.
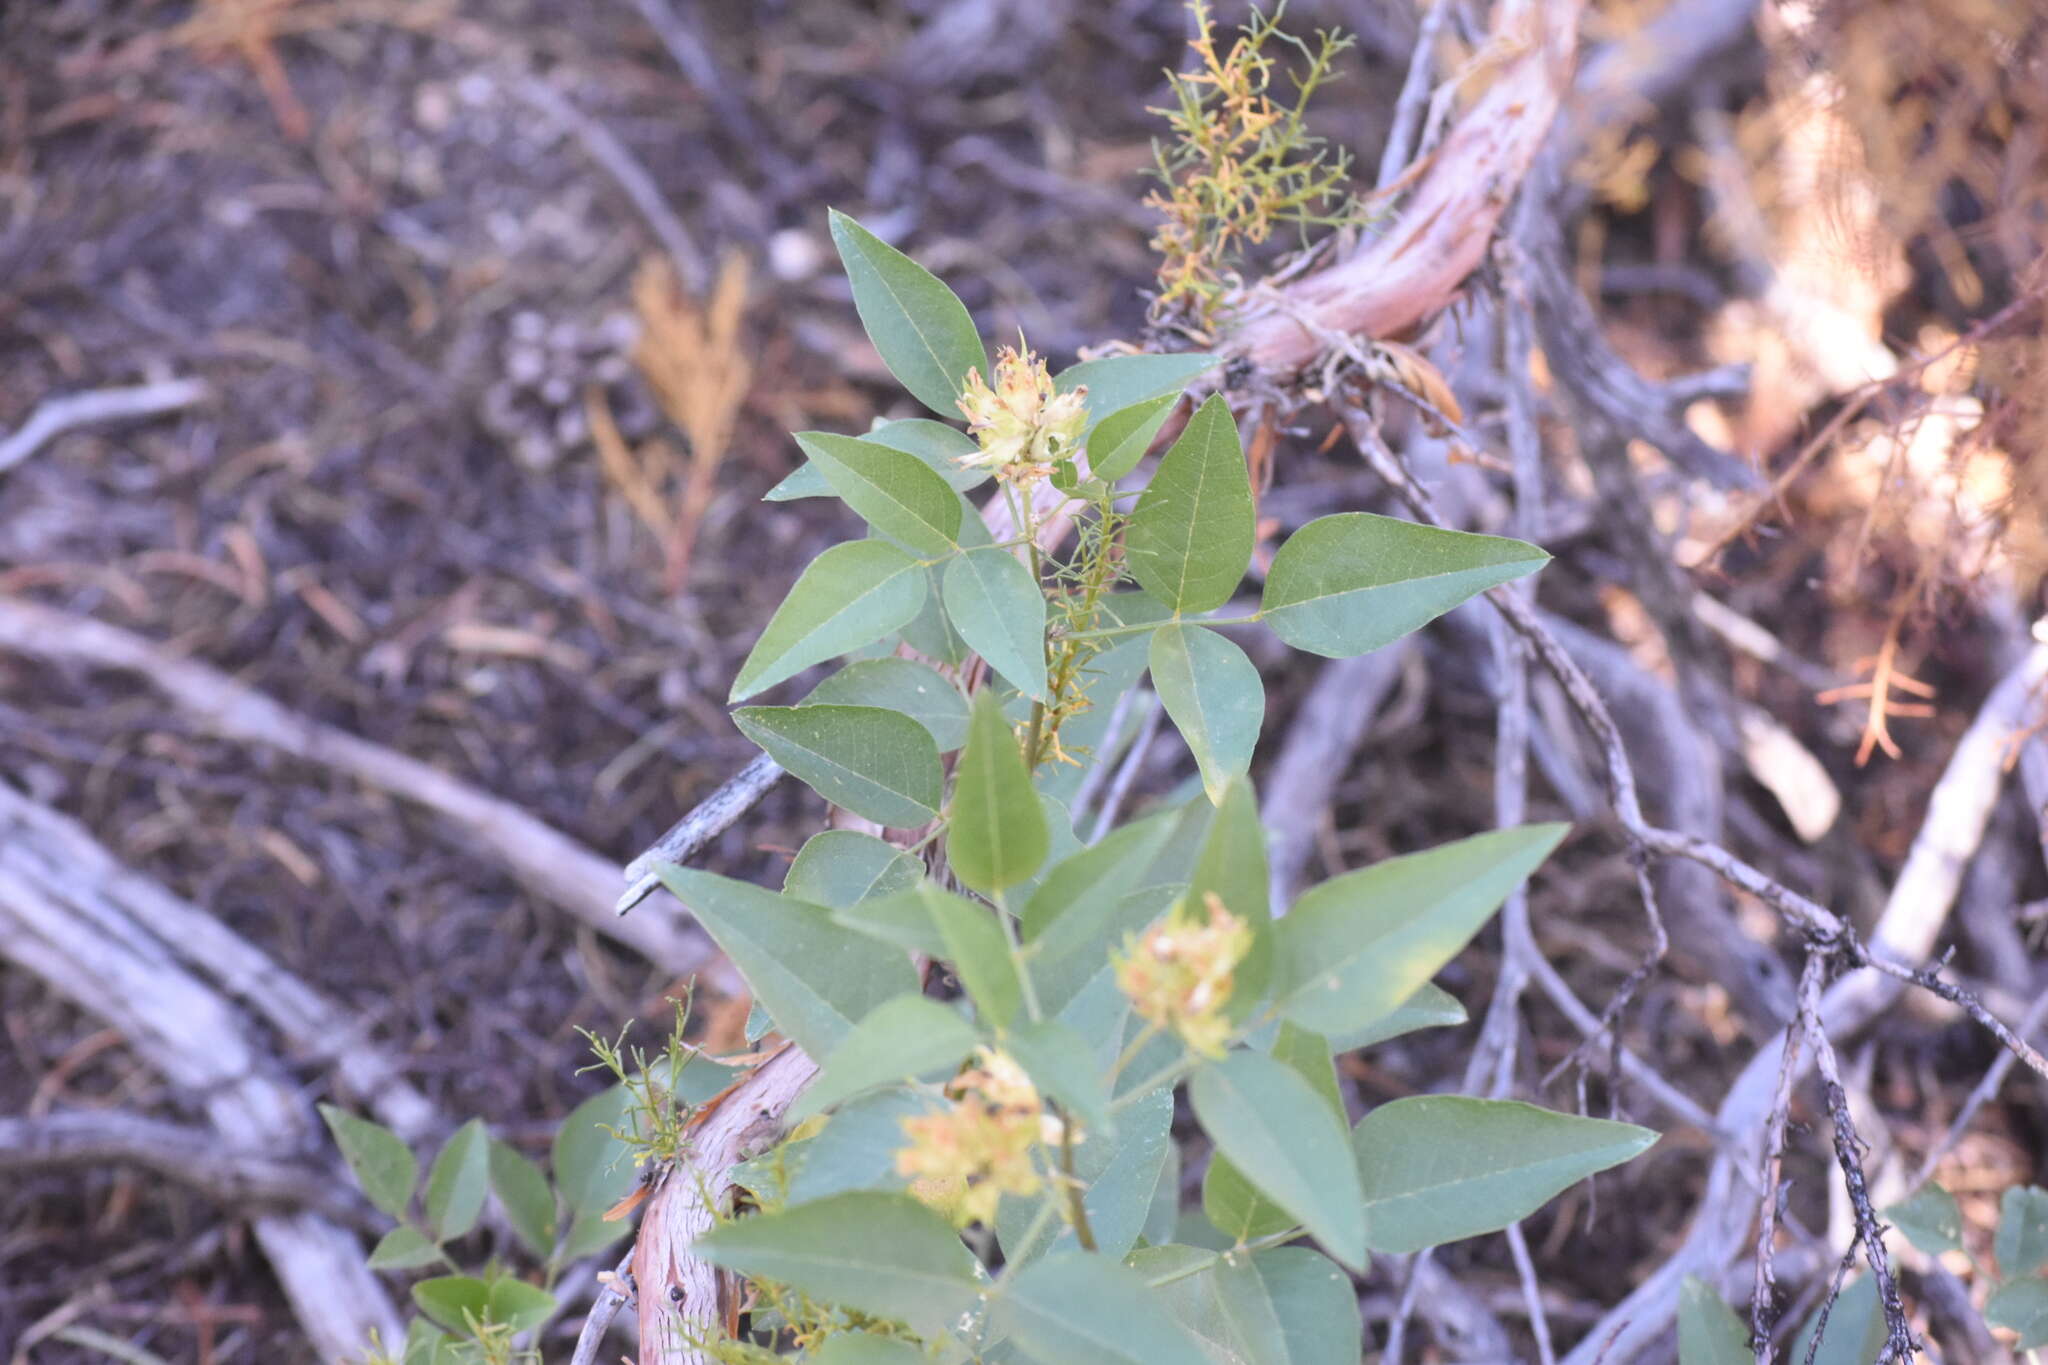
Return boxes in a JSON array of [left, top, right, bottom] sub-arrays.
[[831, 884, 950, 958], [1998, 1185, 2048, 1277], [830, 209, 987, 417], [1262, 513, 1550, 658], [1353, 1096, 1657, 1253], [731, 540, 927, 702], [805, 659, 971, 752], [942, 550, 1048, 701], [1203, 1025, 1342, 1243], [768, 419, 985, 501], [1125, 394, 1253, 614], [796, 432, 963, 555], [1143, 1140, 1181, 1248], [1055, 352, 1219, 422], [488, 1140, 557, 1259], [734, 704, 942, 828], [1987, 1278, 2048, 1350], [1678, 1276, 1751, 1365], [1186, 777, 1271, 1021], [401, 1317, 453, 1365], [1150, 624, 1263, 804], [990, 1251, 1209, 1365], [810, 1335, 933, 1365], [697, 1191, 980, 1338], [551, 1085, 635, 1219], [1883, 1182, 1963, 1256], [997, 1089, 1173, 1265], [1003, 1018, 1114, 1136], [412, 1276, 490, 1337], [794, 995, 977, 1121], [368, 1225, 442, 1270], [1087, 394, 1179, 484], [768, 1089, 942, 1205], [914, 883, 1026, 1029], [659, 867, 919, 1059], [1191, 1050, 1365, 1268], [1021, 807, 1180, 961], [1271, 823, 1567, 1035], [1134, 1245, 1360, 1365], [486, 1279, 555, 1335], [784, 830, 925, 910], [1327, 982, 1467, 1052], [319, 1105, 417, 1221], [423, 1118, 491, 1243], [949, 690, 1050, 894], [560, 1206, 628, 1260], [900, 566, 971, 666], [1791, 1276, 1885, 1365]]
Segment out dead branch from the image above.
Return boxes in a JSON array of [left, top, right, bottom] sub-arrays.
[[632, 1044, 820, 1365], [0, 791, 401, 1360], [0, 377, 210, 473], [0, 1109, 379, 1232], [0, 596, 735, 990], [1224, 0, 1585, 380], [0, 783, 439, 1141], [619, 753, 784, 916]]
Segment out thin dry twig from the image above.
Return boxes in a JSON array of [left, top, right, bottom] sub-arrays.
[[0, 378, 210, 472]]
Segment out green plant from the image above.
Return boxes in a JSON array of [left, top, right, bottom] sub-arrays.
[[322, 1011, 747, 1365], [1145, 1, 1368, 328], [621, 209, 1661, 1363]]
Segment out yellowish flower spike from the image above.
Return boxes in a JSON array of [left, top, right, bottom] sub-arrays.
[[1113, 892, 1254, 1057], [955, 344, 1088, 483], [894, 1048, 1060, 1227]]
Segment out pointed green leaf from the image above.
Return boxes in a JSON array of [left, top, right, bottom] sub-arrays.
[[734, 704, 942, 828], [795, 994, 978, 1121], [1272, 824, 1567, 1034], [998, 1088, 1172, 1266], [486, 1279, 555, 1334], [992, 1251, 1209, 1365], [811, 1335, 932, 1365], [1328, 982, 1467, 1052], [831, 884, 949, 958], [731, 540, 927, 702], [1679, 1276, 1752, 1365], [560, 1206, 628, 1259], [412, 1276, 491, 1336], [1792, 1276, 1885, 1365], [658, 867, 919, 1058], [1125, 395, 1253, 614], [1186, 777, 1271, 1020], [424, 1118, 491, 1242], [942, 550, 1047, 701], [1262, 513, 1549, 658], [1150, 624, 1263, 804], [401, 1317, 453, 1365], [1191, 1050, 1365, 1268], [1087, 394, 1179, 484], [1353, 1096, 1657, 1253], [1203, 1024, 1343, 1243], [1021, 807, 1180, 963], [1998, 1185, 2048, 1277], [785, 830, 925, 909], [368, 1225, 443, 1270], [1143, 1139, 1182, 1247], [796, 432, 963, 555], [488, 1140, 556, 1258], [1988, 1278, 2048, 1350], [1055, 352, 1219, 422], [949, 690, 1049, 894], [1133, 1244, 1361, 1365], [923, 886, 1026, 1027], [830, 210, 987, 416], [1004, 1018, 1114, 1136], [319, 1105, 417, 1221], [1883, 1182, 1963, 1256], [697, 1191, 980, 1337], [901, 566, 971, 666], [766, 1089, 943, 1205], [551, 1085, 635, 1218], [805, 659, 971, 752], [769, 419, 985, 500]]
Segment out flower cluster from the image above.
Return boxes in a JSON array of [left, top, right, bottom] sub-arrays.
[[895, 1048, 1063, 1227], [954, 344, 1088, 482], [1113, 892, 1254, 1057]]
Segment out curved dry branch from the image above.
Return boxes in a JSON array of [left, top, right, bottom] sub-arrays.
[[0, 597, 735, 991]]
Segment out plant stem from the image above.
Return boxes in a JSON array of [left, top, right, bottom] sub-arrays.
[[1054, 1103, 1098, 1252], [1110, 1054, 1196, 1113], [1141, 1225, 1305, 1288], [1064, 613, 1263, 643]]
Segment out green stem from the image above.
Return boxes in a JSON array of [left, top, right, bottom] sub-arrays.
[[1110, 1054, 1196, 1114], [996, 894, 1044, 1025], [1054, 1104, 1098, 1252], [1105, 1021, 1164, 1085], [1142, 1226, 1305, 1288], [1064, 612, 1263, 644]]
